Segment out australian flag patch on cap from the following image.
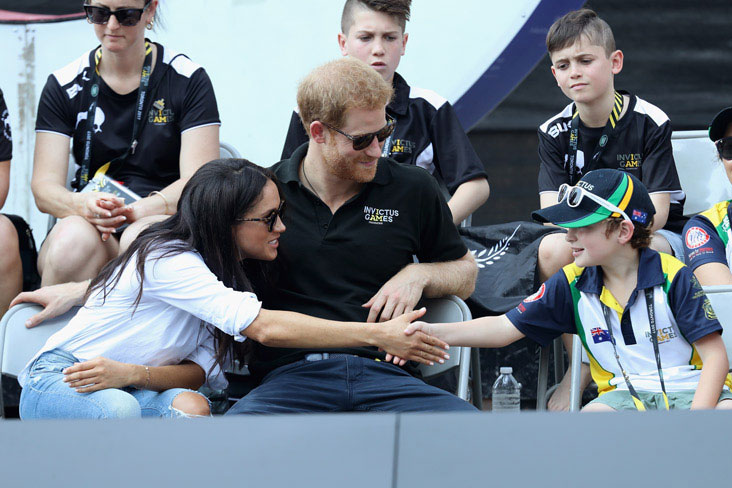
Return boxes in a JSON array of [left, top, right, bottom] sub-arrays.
[[631, 209, 648, 225]]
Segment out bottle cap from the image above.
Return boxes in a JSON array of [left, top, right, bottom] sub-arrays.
[[499, 366, 512, 374]]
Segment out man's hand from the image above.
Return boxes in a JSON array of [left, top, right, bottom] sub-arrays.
[[376, 309, 449, 366], [363, 264, 427, 322], [63, 357, 140, 393], [9, 281, 88, 328]]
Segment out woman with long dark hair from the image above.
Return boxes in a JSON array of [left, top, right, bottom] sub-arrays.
[[17, 159, 446, 419]]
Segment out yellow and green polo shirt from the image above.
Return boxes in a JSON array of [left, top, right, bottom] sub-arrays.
[[683, 200, 732, 271], [507, 248, 729, 395]]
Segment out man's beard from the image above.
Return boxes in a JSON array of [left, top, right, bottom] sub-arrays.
[[321, 139, 378, 183]]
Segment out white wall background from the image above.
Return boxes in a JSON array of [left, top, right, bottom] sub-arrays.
[[0, 0, 539, 243]]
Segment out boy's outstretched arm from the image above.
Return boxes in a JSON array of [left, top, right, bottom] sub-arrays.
[[404, 314, 524, 348], [691, 333, 729, 410]]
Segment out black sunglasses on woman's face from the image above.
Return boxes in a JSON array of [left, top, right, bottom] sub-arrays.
[[237, 201, 286, 232], [715, 137, 732, 160], [83, 2, 151, 27]]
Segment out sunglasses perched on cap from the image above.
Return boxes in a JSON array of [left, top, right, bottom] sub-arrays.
[[715, 137, 732, 160], [83, 1, 151, 27], [557, 183, 632, 223], [237, 201, 285, 232], [319, 115, 396, 151]]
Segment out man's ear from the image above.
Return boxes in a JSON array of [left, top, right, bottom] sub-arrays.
[[309, 121, 327, 143]]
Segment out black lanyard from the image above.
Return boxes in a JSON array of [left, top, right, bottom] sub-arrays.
[[567, 91, 624, 185], [80, 41, 154, 186], [600, 288, 669, 411], [381, 120, 395, 158]]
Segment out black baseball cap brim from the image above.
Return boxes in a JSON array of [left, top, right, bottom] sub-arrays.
[[532, 169, 655, 229], [709, 107, 732, 142], [532, 200, 615, 228]]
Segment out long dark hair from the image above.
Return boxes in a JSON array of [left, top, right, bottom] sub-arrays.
[[87, 158, 277, 371]]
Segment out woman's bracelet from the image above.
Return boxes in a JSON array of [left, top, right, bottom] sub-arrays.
[[149, 190, 170, 214], [142, 365, 151, 390]]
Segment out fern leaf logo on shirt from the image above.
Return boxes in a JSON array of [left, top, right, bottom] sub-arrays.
[[149, 98, 175, 125], [363, 206, 399, 224]]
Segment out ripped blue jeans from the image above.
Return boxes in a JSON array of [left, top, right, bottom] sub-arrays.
[[20, 349, 210, 420]]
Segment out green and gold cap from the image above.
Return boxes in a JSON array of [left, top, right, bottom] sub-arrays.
[[532, 169, 655, 229]]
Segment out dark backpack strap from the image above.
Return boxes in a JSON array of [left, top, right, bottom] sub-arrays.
[[5, 214, 41, 291]]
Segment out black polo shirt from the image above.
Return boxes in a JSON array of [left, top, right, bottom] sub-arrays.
[[281, 72, 487, 194], [35, 41, 220, 196], [537, 92, 686, 233], [0, 89, 11, 161], [250, 143, 469, 376]]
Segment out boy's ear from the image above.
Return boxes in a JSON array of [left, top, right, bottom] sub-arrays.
[[550, 64, 558, 85], [309, 121, 327, 143], [610, 49, 624, 75], [338, 32, 348, 56], [617, 220, 634, 244], [401, 32, 408, 56]]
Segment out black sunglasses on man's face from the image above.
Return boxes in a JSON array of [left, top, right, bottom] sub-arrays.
[[83, 1, 151, 27], [320, 116, 396, 151]]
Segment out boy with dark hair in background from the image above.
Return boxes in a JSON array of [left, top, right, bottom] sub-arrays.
[[534, 9, 687, 409]]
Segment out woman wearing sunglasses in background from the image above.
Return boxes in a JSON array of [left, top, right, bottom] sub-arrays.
[[682, 108, 732, 285], [16, 159, 447, 419], [32, 0, 220, 288]]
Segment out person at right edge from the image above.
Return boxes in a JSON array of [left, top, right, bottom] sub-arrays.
[[280, 0, 489, 225], [534, 9, 687, 410], [683, 108, 732, 286]]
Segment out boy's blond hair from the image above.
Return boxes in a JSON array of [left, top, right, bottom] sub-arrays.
[[546, 8, 616, 56], [297, 57, 393, 136], [341, 0, 412, 34]]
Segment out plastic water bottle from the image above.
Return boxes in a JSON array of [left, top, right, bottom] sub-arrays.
[[491, 367, 521, 412]]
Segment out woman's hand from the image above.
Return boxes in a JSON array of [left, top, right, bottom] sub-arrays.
[[63, 357, 142, 393], [376, 308, 450, 366], [10, 281, 88, 328], [74, 192, 132, 240]]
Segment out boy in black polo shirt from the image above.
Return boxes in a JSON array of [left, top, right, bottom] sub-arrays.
[[281, 0, 489, 225], [534, 9, 686, 410]]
